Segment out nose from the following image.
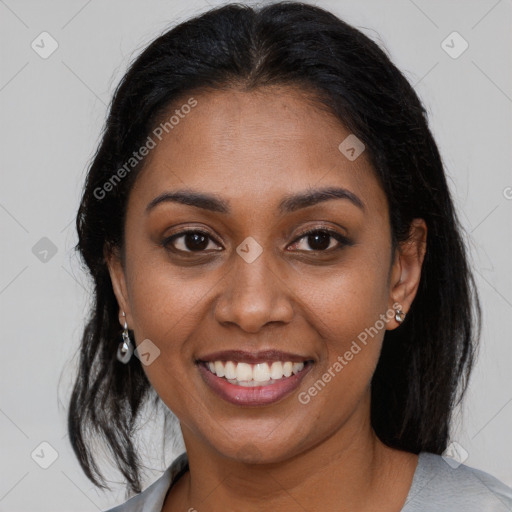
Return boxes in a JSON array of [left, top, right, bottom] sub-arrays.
[[214, 250, 294, 333]]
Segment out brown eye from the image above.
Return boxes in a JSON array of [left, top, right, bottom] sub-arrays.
[[289, 229, 350, 252], [163, 230, 222, 253]]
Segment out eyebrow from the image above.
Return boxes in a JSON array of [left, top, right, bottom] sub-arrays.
[[145, 186, 365, 215]]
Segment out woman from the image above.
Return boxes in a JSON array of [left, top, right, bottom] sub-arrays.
[[67, 2, 512, 511]]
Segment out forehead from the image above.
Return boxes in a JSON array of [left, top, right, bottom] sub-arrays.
[[129, 86, 386, 215]]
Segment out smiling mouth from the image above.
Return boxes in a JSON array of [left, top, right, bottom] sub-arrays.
[[201, 360, 312, 387]]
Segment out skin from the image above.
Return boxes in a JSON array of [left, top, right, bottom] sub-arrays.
[[106, 86, 427, 511]]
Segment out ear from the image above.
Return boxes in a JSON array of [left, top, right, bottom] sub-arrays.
[[104, 244, 132, 329], [387, 218, 427, 329]]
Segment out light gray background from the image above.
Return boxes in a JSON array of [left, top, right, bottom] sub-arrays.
[[1, 0, 511, 510]]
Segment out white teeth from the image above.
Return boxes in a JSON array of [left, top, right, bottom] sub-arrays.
[[292, 362, 304, 374], [283, 362, 293, 377], [224, 361, 236, 380], [253, 363, 270, 382], [214, 361, 225, 378], [270, 361, 284, 379], [204, 360, 307, 385], [235, 362, 253, 382]]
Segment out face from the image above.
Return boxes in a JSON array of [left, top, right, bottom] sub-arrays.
[[107, 86, 426, 464]]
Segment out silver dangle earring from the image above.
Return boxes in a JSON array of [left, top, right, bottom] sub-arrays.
[[395, 308, 406, 324], [117, 311, 134, 363]]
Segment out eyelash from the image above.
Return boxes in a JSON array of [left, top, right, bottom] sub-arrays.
[[162, 227, 350, 254], [290, 228, 350, 251]]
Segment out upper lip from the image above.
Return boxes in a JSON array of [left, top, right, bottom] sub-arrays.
[[196, 350, 313, 364]]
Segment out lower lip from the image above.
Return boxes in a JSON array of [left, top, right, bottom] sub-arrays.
[[197, 362, 313, 406]]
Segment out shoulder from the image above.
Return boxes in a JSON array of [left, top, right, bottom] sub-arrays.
[[103, 452, 189, 512], [403, 451, 512, 512]]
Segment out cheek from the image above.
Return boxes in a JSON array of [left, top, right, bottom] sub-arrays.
[[295, 243, 391, 343], [123, 254, 220, 397], [124, 263, 208, 417], [296, 246, 391, 397], [126, 254, 214, 340]]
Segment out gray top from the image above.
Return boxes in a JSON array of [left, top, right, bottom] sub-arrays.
[[104, 451, 512, 511]]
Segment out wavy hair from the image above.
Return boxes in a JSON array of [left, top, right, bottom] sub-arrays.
[[68, 1, 481, 494]]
